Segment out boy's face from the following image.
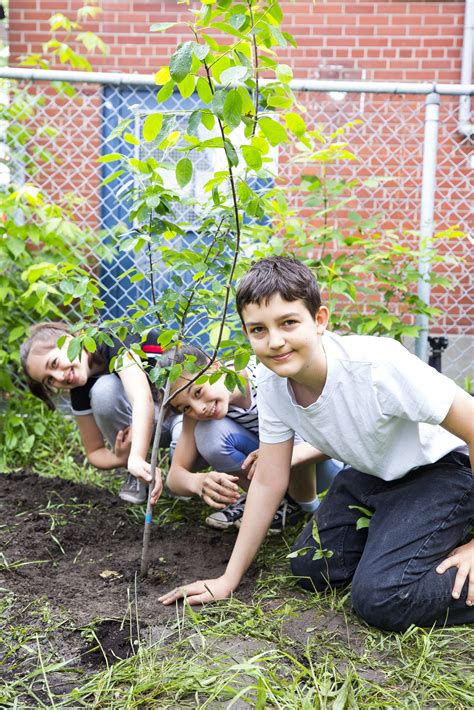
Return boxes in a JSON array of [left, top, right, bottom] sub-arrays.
[[242, 294, 328, 380], [170, 367, 232, 420]]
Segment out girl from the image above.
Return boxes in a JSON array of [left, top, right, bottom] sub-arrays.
[[21, 322, 171, 504], [161, 344, 342, 532]]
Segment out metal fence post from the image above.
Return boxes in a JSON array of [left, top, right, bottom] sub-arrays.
[[415, 91, 440, 362]]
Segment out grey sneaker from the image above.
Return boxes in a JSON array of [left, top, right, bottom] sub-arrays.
[[268, 495, 305, 535], [205, 494, 247, 530], [119, 474, 147, 504]]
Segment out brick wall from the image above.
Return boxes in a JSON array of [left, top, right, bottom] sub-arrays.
[[9, 1, 466, 83]]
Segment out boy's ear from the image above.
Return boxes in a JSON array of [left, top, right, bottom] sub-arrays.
[[315, 306, 329, 334]]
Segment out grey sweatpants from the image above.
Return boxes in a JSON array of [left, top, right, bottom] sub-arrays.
[[86, 373, 180, 453]]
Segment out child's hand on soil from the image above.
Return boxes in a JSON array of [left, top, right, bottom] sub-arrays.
[[201, 472, 240, 509], [159, 575, 234, 606], [242, 449, 259, 480], [114, 427, 132, 462], [436, 538, 474, 606]]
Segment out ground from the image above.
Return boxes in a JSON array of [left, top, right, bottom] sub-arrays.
[[1, 470, 473, 708]]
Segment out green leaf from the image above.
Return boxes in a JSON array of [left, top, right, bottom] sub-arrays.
[[142, 113, 163, 142], [154, 67, 171, 85], [8, 325, 25, 342], [169, 363, 183, 383], [242, 145, 262, 170], [275, 64, 293, 83], [196, 76, 213, 104], [201, 110, 215, 130], [234, 349, 250, 372], [67, 338, 81, 363], [223, 89, 242, 129], [219, 65, 249, 85], [285, 112, 306, 137], [150, 22, 176, 32], [97, 152, 123, 163], [212, 89, 226, 119], [124, 132, 140, 146], [193, 43, 209, 61], [267, 95, 292, 109], [169, 41, 194, 83], [224, 139, 239, 167], [176, 157, 193, 188], [229, 13, 247, 30], [83, 336, 97, 353], [258, 116, 288, 146], [178, 74, 195, 99], [209, 324, 230, 347], [99, 169, 125, 187], [187, 110, 202, 136], [157, 80, 175, 103]]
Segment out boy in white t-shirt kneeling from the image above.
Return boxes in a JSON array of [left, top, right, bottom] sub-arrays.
[[160, 256, 473, 632]]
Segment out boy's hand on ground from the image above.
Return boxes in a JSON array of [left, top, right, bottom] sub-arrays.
[[436, 539, 474, 605], [159, 575, 233, 606], [201, 472, 240, 509], [114, 427, 132, 461], [242, 449, 259, 479]]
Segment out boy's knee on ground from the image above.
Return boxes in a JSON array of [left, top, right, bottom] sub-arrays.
[[290, 551, 332, 592]]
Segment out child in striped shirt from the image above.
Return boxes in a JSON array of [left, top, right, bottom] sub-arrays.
[[162, 344, 341, 533]]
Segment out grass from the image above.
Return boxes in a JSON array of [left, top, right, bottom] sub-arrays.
[[1, 400, 474, 707], [3, 591, 472, 708]]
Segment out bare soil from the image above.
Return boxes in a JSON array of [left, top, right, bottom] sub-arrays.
[[0, 471, 259, 674]]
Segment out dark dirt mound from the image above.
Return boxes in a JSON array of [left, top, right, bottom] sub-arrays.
[[0, 471, 257, 629]]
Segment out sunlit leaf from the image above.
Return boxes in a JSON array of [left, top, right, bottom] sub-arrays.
[[176, 158, 193, 188]]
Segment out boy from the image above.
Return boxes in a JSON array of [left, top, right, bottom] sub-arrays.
[[160, 256, 473, 632]]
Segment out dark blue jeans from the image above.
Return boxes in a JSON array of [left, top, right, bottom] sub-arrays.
[[290, 451, 474, 631]]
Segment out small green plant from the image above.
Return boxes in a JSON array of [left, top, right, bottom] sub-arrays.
[[287, 518, 334, 562], [348, 504, 374, 530]]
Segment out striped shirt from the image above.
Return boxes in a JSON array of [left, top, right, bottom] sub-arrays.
[[226, 356, 259, 435]]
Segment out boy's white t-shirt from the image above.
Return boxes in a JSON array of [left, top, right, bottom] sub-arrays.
[[256, 332, 465, 481]]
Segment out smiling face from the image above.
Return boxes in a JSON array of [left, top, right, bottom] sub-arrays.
[[242, 294, 329, 384], [169, 367, 233, 421], [26, 335, 92, 391]]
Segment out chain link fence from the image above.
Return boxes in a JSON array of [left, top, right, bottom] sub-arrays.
[[1, 69, 472, 384]]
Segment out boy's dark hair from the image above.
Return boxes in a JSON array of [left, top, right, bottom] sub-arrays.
[[236, 255, 322, 320]]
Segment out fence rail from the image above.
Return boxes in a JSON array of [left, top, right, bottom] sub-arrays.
[[1, 69, 472, 383]]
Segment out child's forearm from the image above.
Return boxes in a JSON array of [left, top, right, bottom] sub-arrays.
[[167, 463, 206, 498], [222, 475, 287, 589], [87, 447, 127, 470], [129, 394, 155, 463]]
